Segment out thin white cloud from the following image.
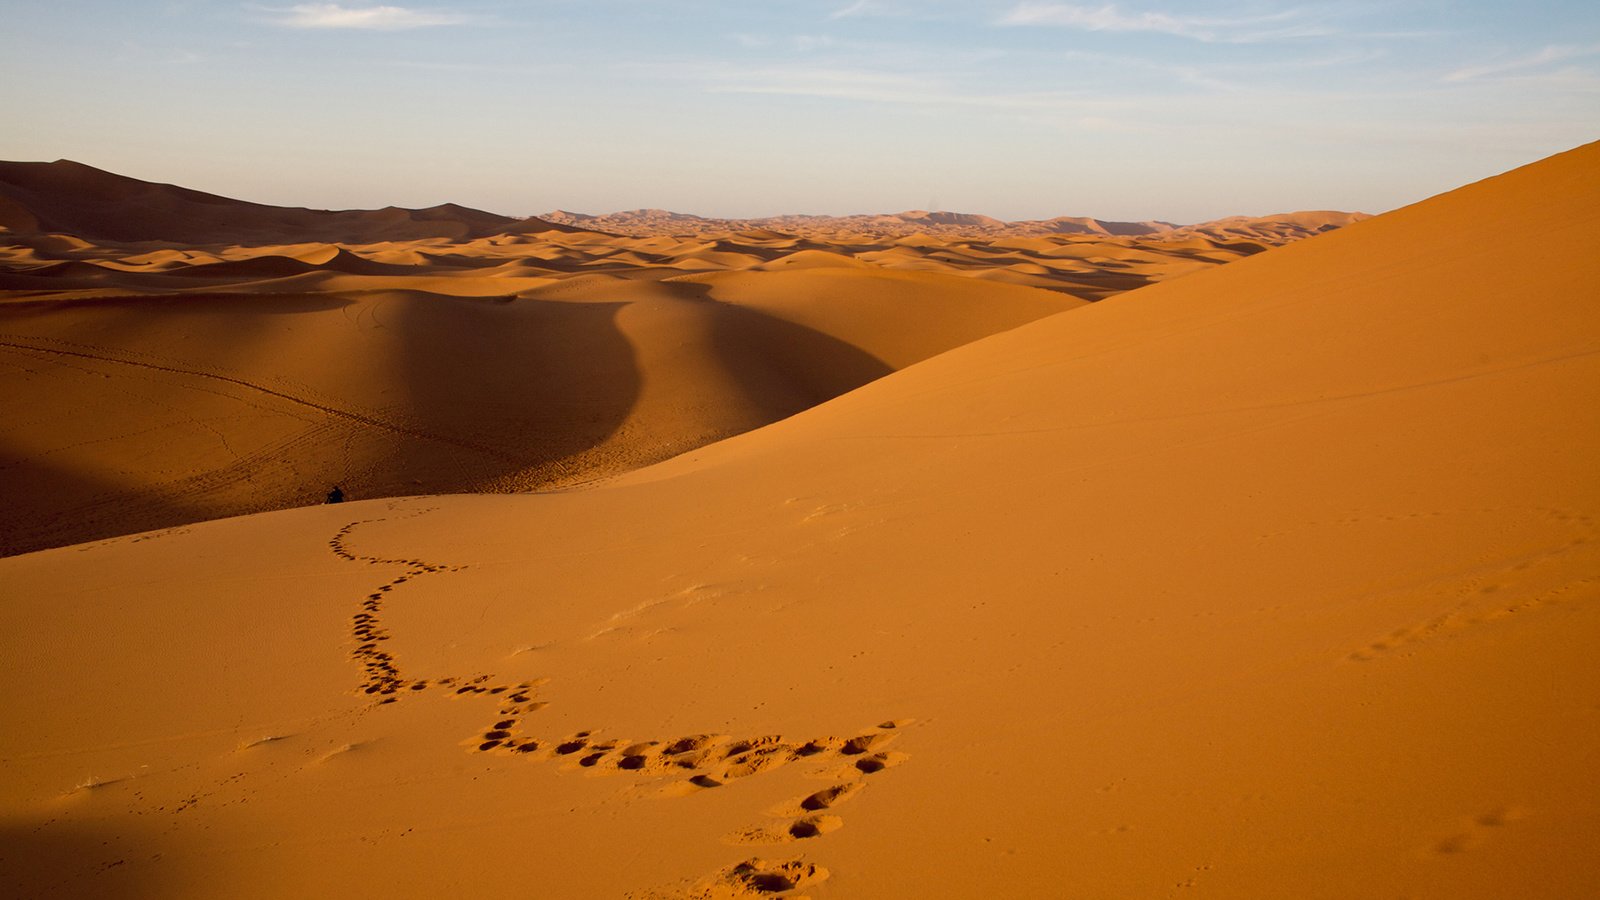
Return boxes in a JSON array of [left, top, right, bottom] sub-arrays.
[[1443, 43, 1600, 83], [998, 2, 1328, 43], [830, 0, 875, 19], [267, 3, 468, 30], [693, 62, 1111, 112]]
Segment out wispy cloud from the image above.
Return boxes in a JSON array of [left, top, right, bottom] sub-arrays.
[[1442, 43, 1600, 83], [264, 3, 469, 30], [998, 2, 1329, 43], [829, 0, 876, 19], [688, 62, 1119, 114]]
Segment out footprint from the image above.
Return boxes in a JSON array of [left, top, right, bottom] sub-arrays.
[[704, 858, 828, 896], [1433, 806, 1527, 855], [793, 738, 838, 757], [799, 782, 862, 812], [716, 744, 797, 781], [787, 815, 843, 840], [659, 734, 731, 767], [614, 743, 660, 770], [851, 751, 909, 775], [839, 732, 896, 755]]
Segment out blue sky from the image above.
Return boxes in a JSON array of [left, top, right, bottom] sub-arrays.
[[1, 1, 1596, 222]]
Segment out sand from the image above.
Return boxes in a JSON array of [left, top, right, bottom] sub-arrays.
[[1, 143, 1595, 898]]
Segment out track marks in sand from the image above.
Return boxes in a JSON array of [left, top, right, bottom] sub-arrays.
[[1346, 509, 1598, 663], [479, 697, 907, 893], [630, 857, 830, 899], [467, 699, 910, 849], [327, 518, 911, 894], [328, 517, 469, 699], [1432, 806, 1528, 855], [0, 334, 522, 464]]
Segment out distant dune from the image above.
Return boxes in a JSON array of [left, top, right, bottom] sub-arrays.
[[1, 142, 1593, 899], [0, 159, 581, 245], [0, 161, 1351, 556], [538, 206, 1366, 240]]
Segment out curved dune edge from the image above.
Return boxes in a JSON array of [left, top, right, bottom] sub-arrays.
[[2, 142, 1596, 898]]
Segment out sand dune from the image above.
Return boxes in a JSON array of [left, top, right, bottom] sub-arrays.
[[0, 143, 1593, 898], [0, 160, 581, 245], [1168, 209, 1369, 243], [539, 206, 1363, 241], [0, 162, 1336, 556]]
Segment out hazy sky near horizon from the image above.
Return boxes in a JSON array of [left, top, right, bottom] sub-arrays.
[[2, 1, 1596, 222]]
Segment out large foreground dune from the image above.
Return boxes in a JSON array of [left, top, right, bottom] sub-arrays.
[[2, 142, 1597, 898]]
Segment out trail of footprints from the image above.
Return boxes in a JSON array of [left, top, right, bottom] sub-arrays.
[[1347, 510, 1597, 663], [328, 519, 469, 699], [331, 517, 910, 894], [465, 683, 910, 848]]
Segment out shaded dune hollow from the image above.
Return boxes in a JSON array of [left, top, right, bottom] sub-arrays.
[[0, 159, 1350, 555]]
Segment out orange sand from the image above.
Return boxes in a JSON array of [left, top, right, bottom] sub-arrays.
[[1, 145, 1595, 898]]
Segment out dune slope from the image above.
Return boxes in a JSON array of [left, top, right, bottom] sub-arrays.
[[2, 142, 1597, 899]]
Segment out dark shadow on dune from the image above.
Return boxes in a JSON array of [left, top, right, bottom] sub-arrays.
[[377, 282, 898, 494], [1054, 270, 1156, 293], [0, 441, 215, 558], [1, 280, 900, 554], [0, 294, 352, 556], [0, 819, 183, 900], [382, 291, 641, 489], [658, 279, 896, 422]]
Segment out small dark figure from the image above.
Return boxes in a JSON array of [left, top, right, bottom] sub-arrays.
[[326, 485, 345, 504]]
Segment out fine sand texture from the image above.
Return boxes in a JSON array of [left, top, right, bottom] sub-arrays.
[[0, 162, 1341, 557], [1, 142, 1596, 898]]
